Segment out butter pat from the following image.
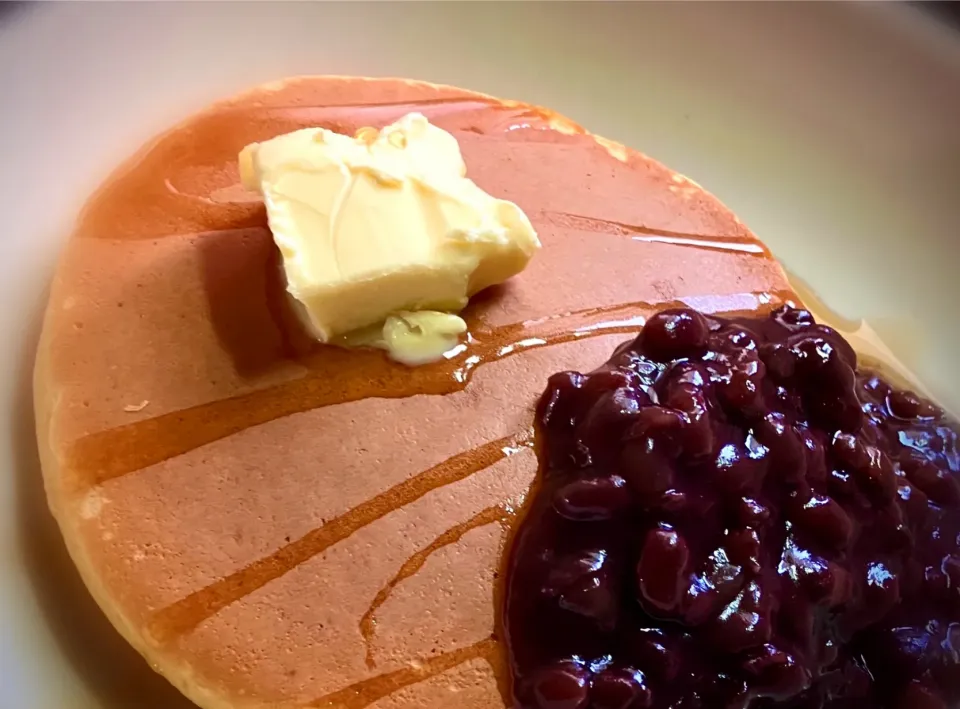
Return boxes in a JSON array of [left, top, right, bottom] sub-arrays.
[[239, 113, 541, 362]]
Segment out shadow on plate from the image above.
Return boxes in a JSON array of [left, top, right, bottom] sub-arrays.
[[14, 288, 196, 709]]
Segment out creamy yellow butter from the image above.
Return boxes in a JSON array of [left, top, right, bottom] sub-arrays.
[[239, 113, 540, 363], [381, 311, 469, 366]]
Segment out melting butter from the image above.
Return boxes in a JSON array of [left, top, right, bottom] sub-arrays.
[[239, 113, 541, 365], [382, 311, 469, 366], [330, 310, 469, 366]]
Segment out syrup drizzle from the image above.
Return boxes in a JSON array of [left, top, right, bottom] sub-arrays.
[[306, 638, 500, 709], [359, 506, 513, 670], [238, 99, 512, 126], [140, 292, 791, 649], [145, 433, 533, 644], [631, 235, 767, 255], [65, 291, 790, 491], [541, 210, 769, 257], [224, 95, 501, 113]]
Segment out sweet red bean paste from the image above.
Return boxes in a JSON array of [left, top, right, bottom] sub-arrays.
[[504, 306, 960, 709]]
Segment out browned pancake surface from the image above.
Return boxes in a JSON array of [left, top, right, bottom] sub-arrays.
[[35, 77, 793, 709]]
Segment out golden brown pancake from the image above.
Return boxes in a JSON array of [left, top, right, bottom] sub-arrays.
[[34, 76, 794, 709]]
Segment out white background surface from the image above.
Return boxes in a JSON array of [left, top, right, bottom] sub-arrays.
[[1, 3, 958, 708]]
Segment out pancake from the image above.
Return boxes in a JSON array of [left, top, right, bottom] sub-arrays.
[[34, 76, 794, 709]]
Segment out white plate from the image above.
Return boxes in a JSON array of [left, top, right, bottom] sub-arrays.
[[2, 4, 958, 707]]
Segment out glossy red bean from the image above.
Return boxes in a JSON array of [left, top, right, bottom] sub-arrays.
[[639, 309, 710, 362], [524, 661, 590, 709], [554, 476, 632, 522], [636, 526, 689, 614], [589, 667, 652, 709], [506, 305, 960, 709]]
